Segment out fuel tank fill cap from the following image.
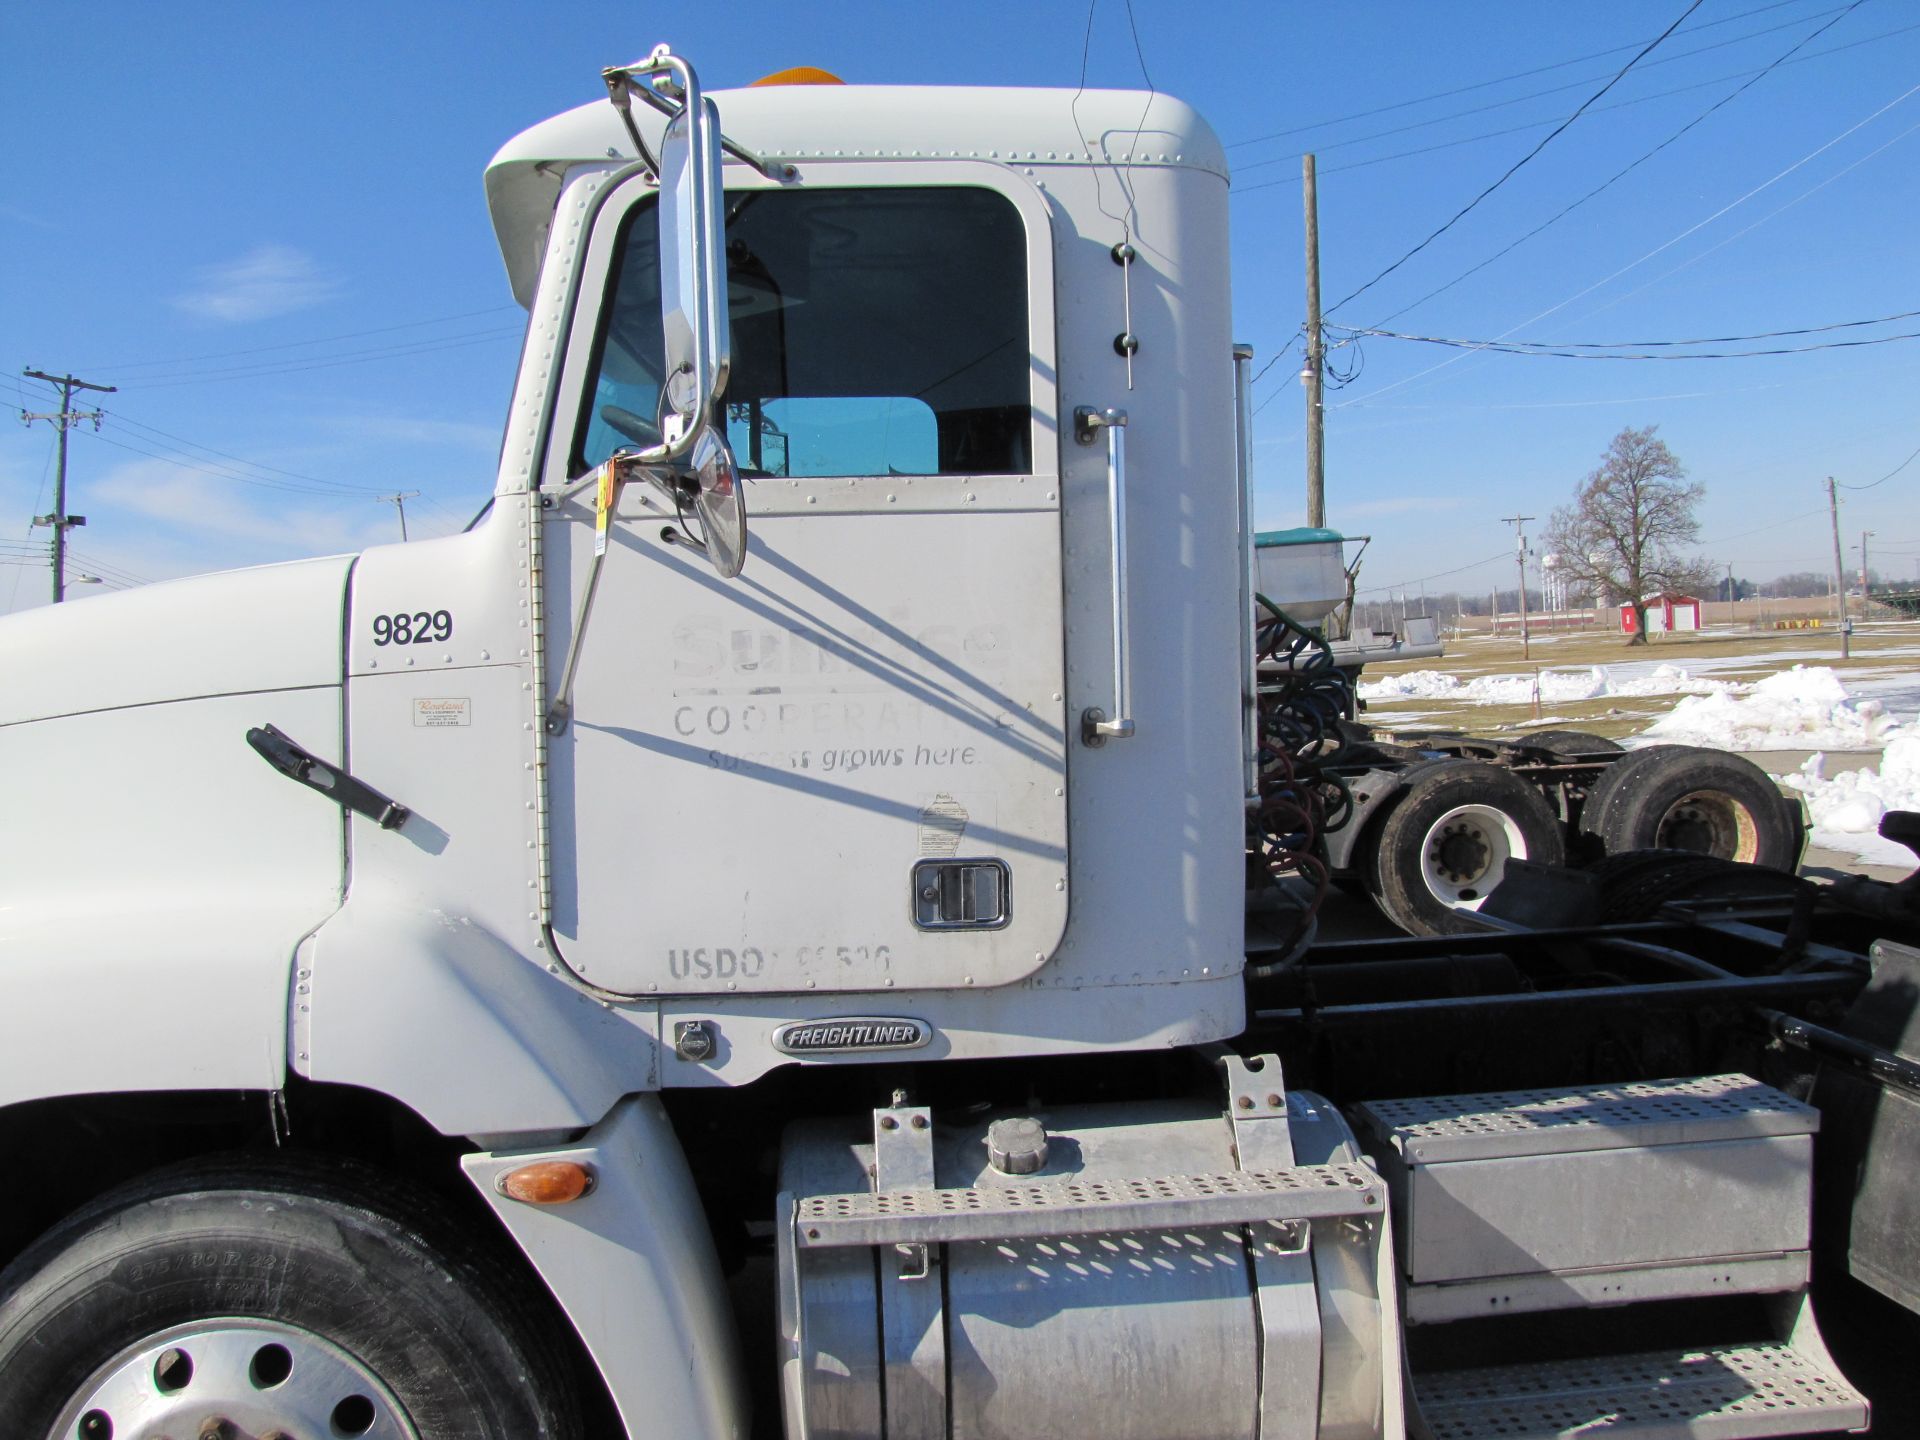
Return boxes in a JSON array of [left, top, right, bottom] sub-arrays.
[[986, 1117, 1050, 1176]]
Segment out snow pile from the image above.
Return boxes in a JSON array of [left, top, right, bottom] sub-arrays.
[[1359, 663, 1735, 707], [1639, 666, 1906, 752], [1776, 736, 1920, 868]]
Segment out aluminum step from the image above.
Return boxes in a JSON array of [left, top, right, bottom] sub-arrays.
[[790, 1163, 1384, 1248], [1418, 1341, 1869, 1438]]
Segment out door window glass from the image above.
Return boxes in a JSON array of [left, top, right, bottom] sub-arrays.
[[576, 186, 1030, 477]]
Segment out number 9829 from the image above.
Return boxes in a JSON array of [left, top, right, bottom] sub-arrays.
[[372, 610, 453, 646]]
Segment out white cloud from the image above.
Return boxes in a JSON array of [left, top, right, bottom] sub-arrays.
[[91, 457, 390, 557], [170, 244, 341, 323]]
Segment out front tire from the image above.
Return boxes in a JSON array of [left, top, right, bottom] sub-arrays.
[[0, 1160, 579, 1440]]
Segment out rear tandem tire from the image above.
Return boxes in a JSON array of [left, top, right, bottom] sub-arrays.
[[0, 1158, 580, 1440], [1366, 758, 1566, 937], [1578, 744, 1801, 871]]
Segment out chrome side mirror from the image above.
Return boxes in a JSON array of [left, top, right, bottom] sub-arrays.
[[609, 45, 731, 462], [650, 50, 731, 452], [604, 46, 745, 578]]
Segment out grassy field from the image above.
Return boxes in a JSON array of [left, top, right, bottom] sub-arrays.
[[1356, 619, 1920, 743]]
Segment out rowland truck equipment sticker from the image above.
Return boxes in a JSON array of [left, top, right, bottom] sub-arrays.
[[773, 1018, 933, 1055]]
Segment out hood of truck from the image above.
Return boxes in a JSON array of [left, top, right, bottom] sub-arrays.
[[0, 555, 355, 727]]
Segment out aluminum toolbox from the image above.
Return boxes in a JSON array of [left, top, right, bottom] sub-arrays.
[[1355, 1075, 1818, 1302]]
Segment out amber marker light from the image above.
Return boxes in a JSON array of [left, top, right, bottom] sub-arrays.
[[498, 1161, 596, 1204], [749, 66, 845, 87]]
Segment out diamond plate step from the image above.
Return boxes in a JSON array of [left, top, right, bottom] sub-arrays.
[[1418, 1341, 1868, 1439]]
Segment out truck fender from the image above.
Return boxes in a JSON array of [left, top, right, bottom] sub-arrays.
[[301, 901, 657, 1136], [1321, 766, 1409, 872], [463, 1095, 749, 1440]]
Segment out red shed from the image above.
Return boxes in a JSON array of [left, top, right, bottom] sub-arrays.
[[1621, 593, 1702, 634]]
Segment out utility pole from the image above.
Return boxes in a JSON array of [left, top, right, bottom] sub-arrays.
[[20, 369, 116, 604], [379, 491, 422, 542], [1302, 154, 1325, 529], [1859, 530, 1873, 613], [1501, 515, 1534, 658], [1826, 476, 1849, 659]]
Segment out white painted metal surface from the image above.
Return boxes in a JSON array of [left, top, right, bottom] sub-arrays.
[[0, 686, 345, 1106], [0, 555, 353, 726], [536, 160, 1069, 996], [464, 1096, 748, 1440], [487, 84, 1228, 305]]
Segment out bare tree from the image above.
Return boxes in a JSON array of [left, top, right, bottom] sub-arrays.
[[1543, 425, 1708, 646]]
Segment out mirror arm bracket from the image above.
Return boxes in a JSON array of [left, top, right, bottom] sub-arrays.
[[602, 50, 794, 182], [601, 70, 660, 175]]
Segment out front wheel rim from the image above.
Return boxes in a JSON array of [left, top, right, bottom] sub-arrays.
[[1418, 803, 1526, 909], [52, 1318, 418, 1440]]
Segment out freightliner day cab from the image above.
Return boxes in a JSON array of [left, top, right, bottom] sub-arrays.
[[1, 46, 1915, 1440]]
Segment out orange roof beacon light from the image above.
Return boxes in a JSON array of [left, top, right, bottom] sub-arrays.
[[749, 66, 845, 87]]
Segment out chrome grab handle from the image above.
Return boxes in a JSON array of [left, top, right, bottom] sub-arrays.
[[1232, 344, 1259, 801], [1075, 406, 1135, 746]]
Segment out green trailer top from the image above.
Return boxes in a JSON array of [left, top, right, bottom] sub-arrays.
[[1254, 527, 1345, 548]]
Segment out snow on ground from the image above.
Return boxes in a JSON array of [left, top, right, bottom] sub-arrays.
[[1359, 663, 1737, 707], [1775, 736, 1920, 868], [1624, 665, 1916, 866], [1637, 666, 1907, 752]]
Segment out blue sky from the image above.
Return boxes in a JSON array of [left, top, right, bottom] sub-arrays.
[[5, 1, 1918, 613]]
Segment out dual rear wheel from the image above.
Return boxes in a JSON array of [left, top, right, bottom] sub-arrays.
[[1363, 742, 1801, 936]]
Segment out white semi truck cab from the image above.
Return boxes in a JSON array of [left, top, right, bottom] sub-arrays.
[[0, 49, 1897, 1440]]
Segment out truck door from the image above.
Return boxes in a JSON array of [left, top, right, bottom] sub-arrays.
[[538, 164, 1069, 997]]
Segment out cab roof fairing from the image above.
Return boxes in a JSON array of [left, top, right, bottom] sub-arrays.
[[483, 83, 1229, 307]]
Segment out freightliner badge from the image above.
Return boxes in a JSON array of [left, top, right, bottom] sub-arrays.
[[773, 1018, 933, 1055]]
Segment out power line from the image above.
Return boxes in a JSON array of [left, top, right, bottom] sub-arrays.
[[1341, 327, 1920, 361], [1553, 114, 1920, 333], [1347, 306, 1920, 352], [1231, 1, 1855, 175], [1839, 441, 1920, 489], [1700, 505, 1829, 547], [4, 426, 58, 612], [102, 326, 524, 391], [93, 407, 388, 496], [78, 428, 395, 501], [1322, 0, 1705, 316], [1367, 0, 1867, 326], [1328, 78, 1920, 411], [65, 547, 154, 586], [1232, 19, 1920, 190], [1354, 548, 1511, 597], [1224, 0, 1821, 150], [80, 305, 520, 374]]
